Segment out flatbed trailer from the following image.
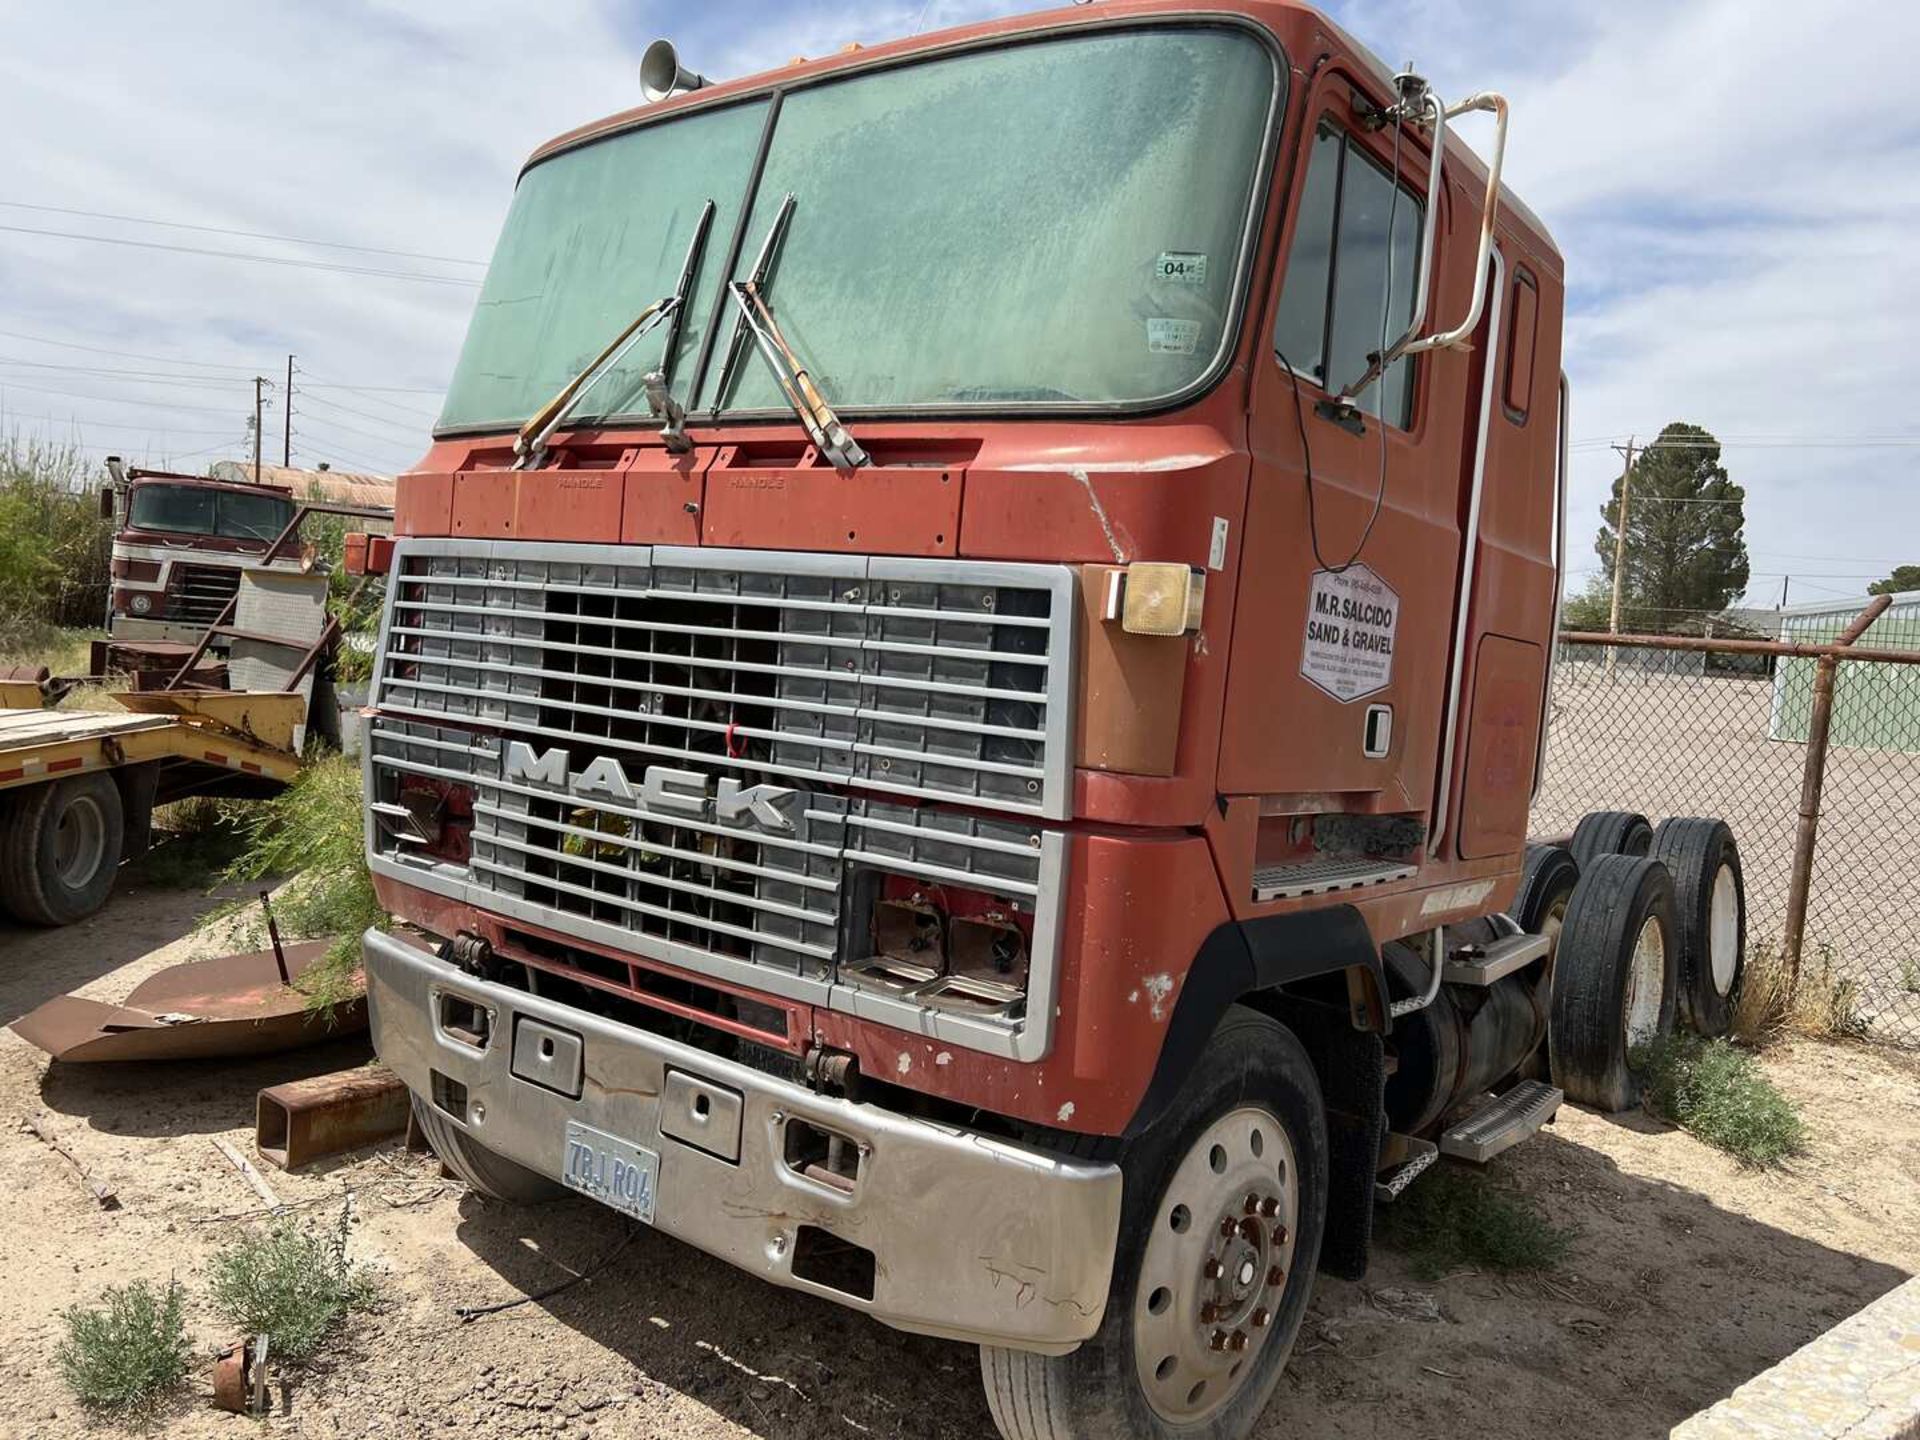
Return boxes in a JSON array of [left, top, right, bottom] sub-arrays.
[[0, 688, 303, 927]]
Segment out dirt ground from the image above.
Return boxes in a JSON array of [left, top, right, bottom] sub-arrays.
[[2, 881, 1917, 1440]]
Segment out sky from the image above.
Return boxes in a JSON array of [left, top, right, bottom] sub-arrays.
[[1, 0, 1916, 608]]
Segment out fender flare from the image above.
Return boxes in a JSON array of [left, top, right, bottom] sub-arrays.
[[1122, 903, 1385, 1138]]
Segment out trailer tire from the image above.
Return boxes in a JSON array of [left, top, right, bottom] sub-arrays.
[[980, 1007, 1326, 1440], [1549, 855, 1678, 1112], [0, 773, 125, 926], [1568, 810, 1653, 870], [1650, 818, 1745, 1038], [408, 1093, 563, 1204]]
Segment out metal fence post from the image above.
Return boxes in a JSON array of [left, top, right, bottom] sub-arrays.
[[1781, 595, 1891, 982]]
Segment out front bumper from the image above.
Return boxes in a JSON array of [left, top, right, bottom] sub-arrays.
[[364, 927, 1123, 1353]]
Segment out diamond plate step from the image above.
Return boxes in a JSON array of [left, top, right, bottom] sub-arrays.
[[1373, 1136, 1439, 1201], [1251, 856, 1417, 902], [1442, 931, 1550, 986], [1440, 1080, 1563, 1163]]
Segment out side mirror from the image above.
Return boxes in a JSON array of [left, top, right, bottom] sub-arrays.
[[98, 486, 116, 520]]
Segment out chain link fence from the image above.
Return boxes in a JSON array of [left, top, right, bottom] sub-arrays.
[[1532, 626, 1920, 1047]]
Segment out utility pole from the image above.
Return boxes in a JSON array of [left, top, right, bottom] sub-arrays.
[[1605, 436, 1637, 677], [283, 354, 294, 467], [1781, 576, 1791, 609], [253, 376, 265, 484]]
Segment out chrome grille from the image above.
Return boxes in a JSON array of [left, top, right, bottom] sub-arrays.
[[370, 541, 1074, 818], [363, 540, 1073, 1061], [174, 562, 242, 623]]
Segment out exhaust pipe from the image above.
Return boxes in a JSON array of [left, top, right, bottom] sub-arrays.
[[640, 39, 709, 102]]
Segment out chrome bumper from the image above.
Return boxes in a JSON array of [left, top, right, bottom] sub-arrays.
[[363, 928, 1122, 1353]]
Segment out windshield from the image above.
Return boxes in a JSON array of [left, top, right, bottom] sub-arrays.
[[436, 24, 1278, 431], [127, 484, 295, 542]]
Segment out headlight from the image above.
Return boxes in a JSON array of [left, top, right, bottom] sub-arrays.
[[130, 593, 153, 615]]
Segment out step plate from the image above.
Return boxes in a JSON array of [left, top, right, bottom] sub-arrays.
[[1251, 856, 1417, 903], [1373, 1137, 1439, 1202], [1440, 1081, 1563, 1164], [1442, 932, 1551, 986]]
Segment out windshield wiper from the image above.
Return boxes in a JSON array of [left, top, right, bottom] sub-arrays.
[[513, 199, 717, 469], [714, 194, 869, 472]]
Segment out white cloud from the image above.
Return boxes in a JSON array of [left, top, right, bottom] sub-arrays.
[[1328, 0, 1920, 603], [4, 0, 1915, 605]]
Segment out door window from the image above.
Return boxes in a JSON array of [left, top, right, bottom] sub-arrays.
[[1272, 121, 1425, 427]]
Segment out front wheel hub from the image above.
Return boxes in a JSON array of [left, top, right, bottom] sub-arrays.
[[1133, 1105, 1299, 1423]]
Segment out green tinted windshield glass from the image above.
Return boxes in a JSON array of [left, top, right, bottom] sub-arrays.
[[437, 25, 1276, 431], [437, 99, 769, 431], [711, 28, 1274, 412]]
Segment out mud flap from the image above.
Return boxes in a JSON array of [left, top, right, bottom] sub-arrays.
[[1274, 998, 1384, 1281]]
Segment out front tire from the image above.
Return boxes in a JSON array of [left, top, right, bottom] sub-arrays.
[[409, 1094, 563, 1204], [0, 773, 125, 926], [980, 1007, 1327, 1440]]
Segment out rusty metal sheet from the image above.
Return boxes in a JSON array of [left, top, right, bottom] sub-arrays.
[[8, 941, 366, 1063], [255, 1066, 408, 1170]]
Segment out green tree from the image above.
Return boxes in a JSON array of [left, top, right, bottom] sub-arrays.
[[1594, 422, 1748, 633], [1868, 566, 1920, 597]]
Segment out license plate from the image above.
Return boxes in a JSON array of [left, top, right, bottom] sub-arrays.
[[561, 1121, 660, 1223]]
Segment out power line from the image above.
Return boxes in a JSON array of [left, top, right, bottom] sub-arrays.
[[292, 388, 423, 437], [293, 367, 442, 417], [0, 326, 258, 373], [0, 223, 482, 286], [0, 200, 486, 267], [294, 409, 418, 452], [0, 411, 245, 437], [0, 377, 260, 415], [0, 356, 257, 390]]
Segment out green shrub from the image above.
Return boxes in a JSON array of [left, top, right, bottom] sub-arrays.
[[54, 1279, 192, 1416], [1634, 1032, 1806, 1166], [1376, 1165, 1572, 1279], [0, 431, 112, 644], [212, 752, 385, 1008], [207, 1207, 379, 1362]]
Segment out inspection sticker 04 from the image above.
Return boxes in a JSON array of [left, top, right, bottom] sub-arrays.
[[563, 1120, 659, 1223], [1147, 317, 1201, 355], [1155, 251, 1209, 285]]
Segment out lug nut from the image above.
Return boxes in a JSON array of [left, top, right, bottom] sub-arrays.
[[1228, 1330, 1250, 1353], [1252, 1307, 1272, 1329], [1199, 1302, 1221, 1324], [1243, 1192, 1261, 1215], [1259, 1196, 1281, 1218], [1208, 1329, 1229, 1352], [1203, 1258, 1224, 1280], [1220, 1216, 1239, 1238], [1267, 1265, 1286, 1288], [1273, 1224, 1290, 1246]]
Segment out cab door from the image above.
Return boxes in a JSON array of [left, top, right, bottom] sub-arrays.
[[1219, 66, 1476, 827]]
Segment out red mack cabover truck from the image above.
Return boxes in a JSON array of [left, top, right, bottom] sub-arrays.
[[356, 4, 1749, 1435]]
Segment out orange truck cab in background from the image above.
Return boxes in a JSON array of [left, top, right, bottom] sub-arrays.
[[359, 4, 1570, 1434]]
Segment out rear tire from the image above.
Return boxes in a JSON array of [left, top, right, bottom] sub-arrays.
[[409, 1093, 563, 1204], [1650, 818, 1745, 1038], [1569, 810, 1653, 870], [1550, 855, 1678, 1112], [980, 1007, 1326, 1440], [1508, 844, 1579, 951], [0, 774, 124, 926]]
